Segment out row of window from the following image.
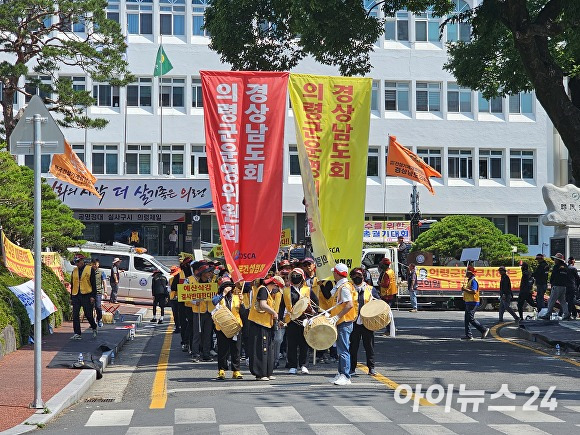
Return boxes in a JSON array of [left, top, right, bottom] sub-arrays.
[[8, 76, 533, 119], [25, 143, 534, 183]]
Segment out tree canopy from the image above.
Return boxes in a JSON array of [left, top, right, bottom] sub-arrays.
[[205, 0, 580, 182], [411, 215, 527, 263], [0, 150, 84, 253], [0, 0, 132, 141]]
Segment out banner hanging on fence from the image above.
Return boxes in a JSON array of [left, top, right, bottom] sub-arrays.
[[415, 266, 522, 292], [289, 73, 372, 274], [1, 231, 35, 279], [8, 280, 57, 324], [201, 71, 289, 282], [41, 252, 65, 282]]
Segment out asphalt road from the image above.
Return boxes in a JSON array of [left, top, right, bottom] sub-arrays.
[[42, 310, 580, 435]]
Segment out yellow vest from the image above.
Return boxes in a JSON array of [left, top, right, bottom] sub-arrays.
[[282, 285, 310, 323], [380, 269, 397, 297], [330, 281, 356, 324], [169, 275, 177, 300], [355, 285, 374, 319], [71, 265, 92, 295], [312, 278, 333, 311], [248, 286, 275, 328], [214, 295, 242, 331], [462, 277, 480, 303]]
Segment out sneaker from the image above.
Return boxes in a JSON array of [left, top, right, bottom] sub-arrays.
[[461, 336, 474, 340], [217, 369, 226, 380], [301, 366, 309, 374], [409, 309, 417, 313], [181, 344, 189, 352], [210, 350, 218, 357], [70, 334, 82, 340], [150, 318, 157, 323], [288, 368, 297, 374], [334, 374, 352, 386], [92, 329, 98, 338], [268, 375, 276, 380], [158, 319, 163, 324], [202, 356, 213, 362], [256, 376, 270, 381], [481, 328, 490, 339], [329, 373, 341, 383], [368, 369, 377, 376], [98, 320, 103, 328], [192, 355, 200, 363], [232, 371, 243, 379]]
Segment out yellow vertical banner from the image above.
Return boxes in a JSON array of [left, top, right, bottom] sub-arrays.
[[1, 231, 35, 279], [289, 74, 371, 272]]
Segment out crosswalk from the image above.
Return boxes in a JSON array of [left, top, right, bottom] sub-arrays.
[[81, 403, 580, 434]]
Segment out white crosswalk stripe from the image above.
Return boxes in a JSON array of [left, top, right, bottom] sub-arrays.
[[497, 408, 564, 422], [565, 406, 580, 413], [334, 405, 390, 422], [399, 424, 458, 434], [488, 424, 551, 434], [175, 408, 216, 424], [255, 405, 304, 422], [310, 423, 365, 435], [125, 427, 173, 435], [85, 409, 134, 426], [219, 424, 268, 435], [418, 406, 477, 423]]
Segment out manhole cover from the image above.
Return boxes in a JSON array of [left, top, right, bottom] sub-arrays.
[[85, 398, 115, 403]]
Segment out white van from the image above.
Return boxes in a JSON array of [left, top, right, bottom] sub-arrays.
[[66, 242, 171, 301]]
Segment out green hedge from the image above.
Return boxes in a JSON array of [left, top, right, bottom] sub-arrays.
[[0, 262, 71, 348]]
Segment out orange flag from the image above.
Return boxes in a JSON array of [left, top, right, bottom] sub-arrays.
[[49, 140, 102, 198], [386, 135, 442, 195]]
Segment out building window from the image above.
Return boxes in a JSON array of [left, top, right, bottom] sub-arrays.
[[127, 77, 152, 107], [127, 0, 153, 35], [510, 150, 534, 179], [448, 149, 472, 179], [92, 144, 119, 175], [478, 93, 503, 113], [93, 83, 120, 107], [384, 81, 409, 111], [160, 78, 184, 107], [446, 0, 471, 42], [447, 83, 471, 113], [415, 8, 440, 42], [371, 81, 379, 112], [192, 0, 210, 36], [518, 217, 539, 245], [25, 76, 52, 103], [191, 145, 208, 176], [479, 150, 503, 179], [24, 155, 51, 173], [192, 78, 203, 108], [106, 0, 120, 23], [289, 145, 300, 175], [159, 144, 184, 175], [417, 148, 442, 174], [72, 144, 85, 163], [416, 82, 441, 112], [509, 91, 533, 114], [126, 145, 152, 174], [160, 0, 185, 36], [385, 10, 409, 41], [367, 147, 379, 177], [488, 217, 506, 233]]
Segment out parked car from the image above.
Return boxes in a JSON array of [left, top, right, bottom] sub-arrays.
[[65, 242, 171, 301]]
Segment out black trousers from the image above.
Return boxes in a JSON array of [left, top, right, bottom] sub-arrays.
[[179, 303, 192, 347], [192, 312, 213, 358], [217, 330, 241, 371], [518, 291, 536, 319], [566, 287, 578, 318], [153, 294, 166, 317], [72, 294, 97, 335], [286, 321, 309, 369], [170, 299, 180, 330], [350, 323, 375, 370]]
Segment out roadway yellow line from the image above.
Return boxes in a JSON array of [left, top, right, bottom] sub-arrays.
[[149, 321, 174, 409], [357, 363, 435, 406], [490, 322, 580, 368]]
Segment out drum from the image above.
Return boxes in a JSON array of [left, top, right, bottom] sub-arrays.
[[303, 316, 337, 350], [360, 299, 391, 331], [290, 297, 310, 321], [212, 307, 242, 338]]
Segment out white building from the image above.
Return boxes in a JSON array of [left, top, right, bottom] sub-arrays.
[[3, 0, 563, 257]]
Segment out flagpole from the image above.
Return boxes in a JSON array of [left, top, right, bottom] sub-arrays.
[[123, 29, 128, 175], [383, 136, 388, 250], [159, 34, 164, 176]]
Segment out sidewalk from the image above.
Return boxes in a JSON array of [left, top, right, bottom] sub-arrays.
[[0, 305, 147, 434], [517, 318, 580, 352]]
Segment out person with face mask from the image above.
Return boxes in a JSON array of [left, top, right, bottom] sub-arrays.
[[349, 267, 380, 376], [278, 268, 319, 374]]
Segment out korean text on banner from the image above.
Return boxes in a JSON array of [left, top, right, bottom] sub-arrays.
[[50, 140, 102, 198], [8, 280, 57, 324], [177, 282, 218, 302], [364, 221, 411, 243], [201, 71, 289, 282], [415, 267, 522, 292], [280, 229, 292, 247], [386, 136, 442, 195], [1, 231, 34, 279], [289, 74, 371, 272], [41, 252, 65, 282]]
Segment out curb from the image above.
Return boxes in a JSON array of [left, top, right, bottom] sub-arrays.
[[516, 325, 580, 352]]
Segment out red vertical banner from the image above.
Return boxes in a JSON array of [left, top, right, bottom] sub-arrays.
[[201, 71, 289, 282]]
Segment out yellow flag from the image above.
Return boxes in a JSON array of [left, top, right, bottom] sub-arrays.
[[289, 74, 371, 272], [50, 140, 102, 198]]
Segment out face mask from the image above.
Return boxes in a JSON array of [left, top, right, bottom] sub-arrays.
[[352, 276, 364, 285], [290, 276, 303, 285]]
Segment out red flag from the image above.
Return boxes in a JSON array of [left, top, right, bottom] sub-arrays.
[[386, 136, 442, 194], [50, 140, 102, 198], [201, 71, 289, 282]]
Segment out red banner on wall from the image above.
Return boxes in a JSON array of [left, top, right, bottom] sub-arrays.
[[201, 71, 289, 282]]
